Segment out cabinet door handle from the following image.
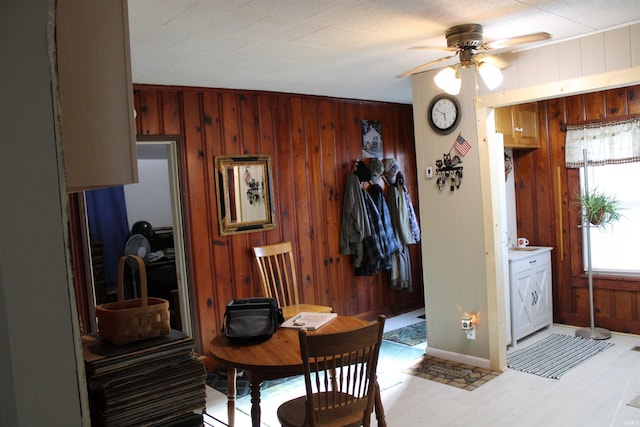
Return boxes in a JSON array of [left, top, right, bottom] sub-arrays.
[[529, 259, 537, 265], [514, 127, 524, 133], [532, 292, 536, 305]]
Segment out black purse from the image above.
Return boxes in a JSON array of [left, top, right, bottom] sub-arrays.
[[223, 297, 284, 343]]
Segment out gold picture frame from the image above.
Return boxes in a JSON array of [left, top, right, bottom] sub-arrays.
[[215, 154, 276, 235]]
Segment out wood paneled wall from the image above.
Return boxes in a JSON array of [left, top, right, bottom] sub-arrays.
[[513, 84, 640, 335], [133, 85, 424, 352]]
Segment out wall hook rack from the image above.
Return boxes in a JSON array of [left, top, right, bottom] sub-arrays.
[[435, 153, 463, 192]]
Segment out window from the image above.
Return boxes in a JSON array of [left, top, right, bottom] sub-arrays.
[[566, 118, 640, 276], [580, 162, 640, 275]]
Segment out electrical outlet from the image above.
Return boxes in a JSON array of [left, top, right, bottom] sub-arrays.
[[465, 328, 476, 340]]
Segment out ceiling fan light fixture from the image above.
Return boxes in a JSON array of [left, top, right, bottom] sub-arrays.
[[434, 66, 461, 95], [478, 61, 503, 90]]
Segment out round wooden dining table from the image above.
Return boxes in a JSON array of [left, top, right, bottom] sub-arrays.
[[209, 315, 387, 427]]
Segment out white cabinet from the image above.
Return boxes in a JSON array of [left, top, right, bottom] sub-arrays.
[[54, 0, 137, 192], [509, 248, 553, 345]]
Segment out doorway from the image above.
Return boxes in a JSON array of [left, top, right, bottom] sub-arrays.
[[83, 138, 193, 337]]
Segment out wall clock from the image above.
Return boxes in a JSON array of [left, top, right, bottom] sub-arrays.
[[427, 93, 461, 135]]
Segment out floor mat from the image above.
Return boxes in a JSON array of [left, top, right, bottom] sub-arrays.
[[382, 322, 426, 346], [507, 333, 614, 379], [404, 355, 501, 391]]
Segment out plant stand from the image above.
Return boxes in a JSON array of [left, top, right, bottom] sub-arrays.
[[575, 149, 611, 340]]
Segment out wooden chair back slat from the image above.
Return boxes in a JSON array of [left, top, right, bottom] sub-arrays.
[[253, 241, 300, 307], [295, 315, 385, 426]]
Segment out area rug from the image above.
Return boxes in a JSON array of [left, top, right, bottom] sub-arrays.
[[404, 355, 501, 391], [206, 368, 295, 398], [507, 333, 614, 379], [382, 321, 426, 346]]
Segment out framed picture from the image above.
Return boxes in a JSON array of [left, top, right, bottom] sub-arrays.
[[214, 154, 276, 235], [361, 120, 383, 158]]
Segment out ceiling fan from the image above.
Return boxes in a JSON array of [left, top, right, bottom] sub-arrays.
[[397, 23, 550, 92]]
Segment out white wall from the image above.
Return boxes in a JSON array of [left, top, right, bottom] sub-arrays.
[[124, 159, 173, 230], [412, 67, 495, 366], [478, 24, 640, 106], [0, 1, 85, 425]]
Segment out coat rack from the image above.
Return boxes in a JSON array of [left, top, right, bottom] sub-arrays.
[[435, 153, 463, 192]]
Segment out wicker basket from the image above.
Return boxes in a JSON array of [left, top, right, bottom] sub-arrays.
[[95, 255, 170, 345]]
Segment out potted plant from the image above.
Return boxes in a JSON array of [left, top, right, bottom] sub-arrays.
[[576, 188, 623, 227]]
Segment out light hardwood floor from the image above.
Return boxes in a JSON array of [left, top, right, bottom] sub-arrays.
[[203, 309, 640, 427]]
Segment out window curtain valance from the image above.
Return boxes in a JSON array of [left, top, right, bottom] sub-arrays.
[[565, 118, 640, 168]]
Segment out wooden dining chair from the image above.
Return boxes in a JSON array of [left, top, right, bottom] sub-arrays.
[[252, 242, 332, 317], [277, 315, 386, 427]]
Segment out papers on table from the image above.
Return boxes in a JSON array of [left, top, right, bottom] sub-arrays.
[[281, 312, 337, 331]]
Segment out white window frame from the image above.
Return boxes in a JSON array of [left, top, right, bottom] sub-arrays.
[[580, 163, 640, 276]]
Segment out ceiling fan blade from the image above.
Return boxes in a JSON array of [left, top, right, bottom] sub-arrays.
[[474, 52, 509, 69], [483, 32, 550, 50], [408, 45, 458, 52], [396, 54, 457, 78]]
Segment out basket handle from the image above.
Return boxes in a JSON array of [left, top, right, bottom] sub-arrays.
[[116, 255, 148, 306]]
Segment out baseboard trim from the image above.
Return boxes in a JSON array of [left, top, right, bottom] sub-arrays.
[[425, 347, 490, 370]]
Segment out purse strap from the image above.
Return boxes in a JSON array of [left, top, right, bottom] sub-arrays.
[[116, 255, 148, 305]]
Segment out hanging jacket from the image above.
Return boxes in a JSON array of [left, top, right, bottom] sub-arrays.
[[388, 185, 414, 246], [355, 185, 402, 275], [390, 244, 412, 291], [403, 184, 421, 243], [340, 173, 371, 268], [396, 172, 421, 243], [354, 191, 385, 276], [368, 183, 400, 261], [387, 183, 413, 290]]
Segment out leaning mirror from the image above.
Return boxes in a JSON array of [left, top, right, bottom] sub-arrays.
[[215, 154, 276, 235]]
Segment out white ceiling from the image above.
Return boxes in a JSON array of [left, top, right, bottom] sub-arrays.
[[128, 0, 640, 104]]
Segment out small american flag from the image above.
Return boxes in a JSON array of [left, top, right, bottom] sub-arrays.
[[454, 134, 471, 156]]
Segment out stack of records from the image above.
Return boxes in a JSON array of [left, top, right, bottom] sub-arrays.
[[82, 330, 206, 426]]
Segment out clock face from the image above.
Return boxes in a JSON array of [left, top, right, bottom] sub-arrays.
[[428, 94, 461, 135]]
